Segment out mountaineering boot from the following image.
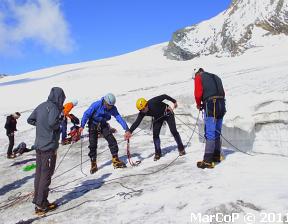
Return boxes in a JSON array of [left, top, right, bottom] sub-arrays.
[[178, 148, 186, 156], [203, 140, 215, 164], [47, 202, 58, 210], [212, 154, 225, 163], [197, 161, 215, 169], [153, 153, 162, 161], [61, 138, 70, 145], [90, 160, 98, 174], [35, 202, 58, 216], [174, 132, 185, 155], [199, 140, 215, 169], [35, 206, 48, 216], [112, 155, 126, 168], [7, 154, 16, 159], [153, 138, 162, 161], [212, 138, 223, 163]]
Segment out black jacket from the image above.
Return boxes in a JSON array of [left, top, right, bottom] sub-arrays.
[[129, 94, 176, 133], [27, 87, 66, 151], [200, 72, 225, 102], [4, 115, 17, 135]]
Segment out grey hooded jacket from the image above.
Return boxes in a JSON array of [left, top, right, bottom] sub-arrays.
[[27, 87, 66, 151]]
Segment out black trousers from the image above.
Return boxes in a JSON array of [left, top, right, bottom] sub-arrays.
[[33, 149, 57, 208], [152, 114, 184, 154], [88, 123, 118, 161], [7, 134, 14, 156]]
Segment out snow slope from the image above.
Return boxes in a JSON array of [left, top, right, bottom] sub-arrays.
[[0, 40, 288, 223]]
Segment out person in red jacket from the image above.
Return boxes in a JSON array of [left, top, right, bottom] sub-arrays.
[[194, 68, 226, 169], [4, 112, 21, 159]]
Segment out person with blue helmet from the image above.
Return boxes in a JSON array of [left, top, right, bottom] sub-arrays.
[[79, 93, 130, 173]]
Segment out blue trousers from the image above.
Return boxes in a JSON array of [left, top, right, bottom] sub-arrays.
[[60, 119, 68, 141], [204, 115, 223, 141], [203, 114, 223, 162]]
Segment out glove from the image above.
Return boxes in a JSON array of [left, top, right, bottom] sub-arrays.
[[173, 102, 178, 109], [79, 127, 84, 134], [197, 104, 204, 111], [124, 131, 132, 140], [166, 106, 173, 113]]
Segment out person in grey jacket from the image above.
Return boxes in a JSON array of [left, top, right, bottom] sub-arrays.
[[27, 87, 66, 215]]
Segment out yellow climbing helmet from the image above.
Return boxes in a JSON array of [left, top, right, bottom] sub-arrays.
[[136, 98, 147, 111]]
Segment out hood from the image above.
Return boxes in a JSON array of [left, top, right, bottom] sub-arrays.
[[47, 87, 66, 110]]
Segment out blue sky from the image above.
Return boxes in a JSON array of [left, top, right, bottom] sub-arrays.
[[0, 0, 231, 75]]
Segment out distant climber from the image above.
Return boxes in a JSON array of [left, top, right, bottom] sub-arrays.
[[61, 100, 79, 145], [79, 93, 130, 174], [194, 68, 226, 169], [4, 112, 21, 159], [12, 142, 33, 157], [124, 94, 185, 161]]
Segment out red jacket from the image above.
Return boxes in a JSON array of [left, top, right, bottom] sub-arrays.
[[194, 75, 203, 107], [194, 73, 225, 107]]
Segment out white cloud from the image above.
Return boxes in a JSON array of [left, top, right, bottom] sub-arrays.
[[0, 0, 74, 55], [0, 11, 10, 52]]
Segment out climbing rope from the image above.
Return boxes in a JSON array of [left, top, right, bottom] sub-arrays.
[[175, 111, 254, 156], [53, 142, 75, 175], [51, 111, 200, 193], [0, 111, 198, 213], [126, 139, 141, 167], [216, 130, 254, 156], [80, 136, 87, 177]]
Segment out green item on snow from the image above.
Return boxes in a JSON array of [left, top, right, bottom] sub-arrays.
[[23, 163, 36, 171]]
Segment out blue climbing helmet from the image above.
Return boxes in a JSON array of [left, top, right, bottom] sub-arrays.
[[104, 93, 116, 106]]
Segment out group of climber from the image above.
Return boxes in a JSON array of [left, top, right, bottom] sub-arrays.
[[3, 102, 80, 159], [78, 93, 187, 174], [4, 67, 226, 215]]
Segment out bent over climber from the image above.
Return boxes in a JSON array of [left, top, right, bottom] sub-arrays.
[[79, 93, 130, 174], [125, 94, 185, 161], [194, 68, 226, 169], [61, 99, 79, 145]]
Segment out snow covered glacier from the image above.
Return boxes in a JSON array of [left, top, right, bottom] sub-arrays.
[[0, 0, 288, 223]]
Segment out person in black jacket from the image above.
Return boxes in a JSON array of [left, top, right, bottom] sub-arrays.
[[125, 94, 185, 161], [27, 87, 66, 215], [4, 112, 21, 159]]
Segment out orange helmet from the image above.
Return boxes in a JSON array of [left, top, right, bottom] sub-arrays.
[[136, 98, 147, 111]]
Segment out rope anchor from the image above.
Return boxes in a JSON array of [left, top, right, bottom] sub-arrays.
[[126, 139, 141, 167]]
